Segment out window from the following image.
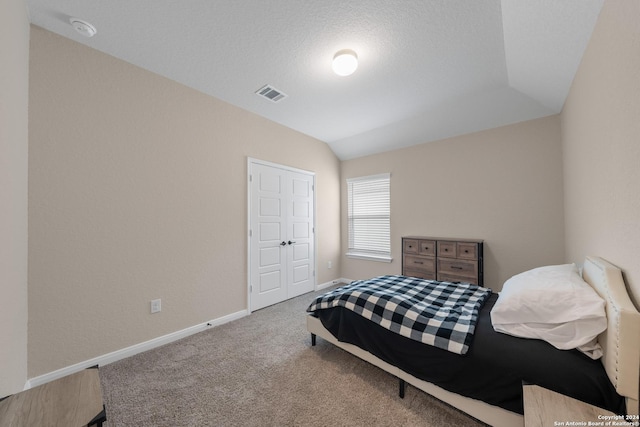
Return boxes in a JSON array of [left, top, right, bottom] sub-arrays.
[[346, 173, 391, 262]]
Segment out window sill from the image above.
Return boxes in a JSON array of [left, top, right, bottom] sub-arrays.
[[346, 252, 393, 263]]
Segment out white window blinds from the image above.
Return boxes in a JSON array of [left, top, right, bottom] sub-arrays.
[[346, 173, 391, 261]]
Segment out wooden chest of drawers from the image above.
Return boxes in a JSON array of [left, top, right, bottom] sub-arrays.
[[402, 236, 484, 286]]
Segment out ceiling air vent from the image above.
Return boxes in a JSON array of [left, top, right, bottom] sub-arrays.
[[255, 85, 287, 103]]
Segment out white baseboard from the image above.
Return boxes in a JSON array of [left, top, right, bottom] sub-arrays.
[[316, 278, 352, 291], [26, 309, 248, 390]]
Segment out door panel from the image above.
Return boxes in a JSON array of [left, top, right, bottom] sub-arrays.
[[259, 222, 280, 241], [250, 164, 287, 310], [293, 264, 309, 283], [260, 198, 281, 216], [260, 173, 281, 192], [293, 222, 309, 239], [259, 270, 282, 292], [286, 170, 314, 299], [293, 243, 309, 261], [293, 201, 309, 217], [292, 177, 309, 195], [259, 247, 280, 267]]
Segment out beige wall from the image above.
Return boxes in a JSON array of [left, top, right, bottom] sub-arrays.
[[0, 0, 30, 396], [341, 115, 565, 290], [562, 0, 640, 305], [28, 27, 340, 377]]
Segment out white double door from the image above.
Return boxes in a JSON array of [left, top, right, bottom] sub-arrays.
[[249, 159, 315, 311]]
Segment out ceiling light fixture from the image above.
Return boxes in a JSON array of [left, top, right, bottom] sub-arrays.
[[332, 49, 358, 76], [70, 18, 97, 37]]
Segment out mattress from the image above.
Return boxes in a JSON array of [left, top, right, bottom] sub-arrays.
[[315, 293, 624, 414]]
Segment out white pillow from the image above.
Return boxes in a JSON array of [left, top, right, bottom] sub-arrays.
[[490, 263, 607, 356]]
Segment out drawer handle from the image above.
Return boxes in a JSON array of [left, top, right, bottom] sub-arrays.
[[464, 250, 469, 253], [414, 261, 424, 264], [451, 266, 463, 270]]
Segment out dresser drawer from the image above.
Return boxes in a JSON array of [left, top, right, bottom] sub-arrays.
[[405, 269, 436, 281], [404, 255, 436, 273], [437, 258, 477, 277], [403, 239, 419, 254], [457, 242, 478, 260], [437, 241, 457, 258], [418, 240, 436, 256], [404, 255, 436, 274], [437, 272, 478, 285]]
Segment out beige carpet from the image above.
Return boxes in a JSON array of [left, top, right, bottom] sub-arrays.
[[100, 287, 486, 426]]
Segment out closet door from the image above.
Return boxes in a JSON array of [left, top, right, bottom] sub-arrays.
[[249, 160, 315, 311], [250, 162, 287, 310], [286, 171, 315, 299]]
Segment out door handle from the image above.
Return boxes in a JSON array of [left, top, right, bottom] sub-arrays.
[[280, 241, 287, 246], [288, 241, 296, 245]]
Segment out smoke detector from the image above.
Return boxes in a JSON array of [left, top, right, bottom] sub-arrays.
[[70, 18, 97, 37]]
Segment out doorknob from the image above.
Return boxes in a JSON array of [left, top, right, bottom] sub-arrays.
[[280, 241, 287, 246], [288, 241, 296, 245]]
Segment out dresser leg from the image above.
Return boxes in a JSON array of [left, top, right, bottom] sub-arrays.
[[399, 378, 406, 398], [311, 333, 316, 346]]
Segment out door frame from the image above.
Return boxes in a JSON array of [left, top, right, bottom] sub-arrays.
[[247, 157, 317, 314]]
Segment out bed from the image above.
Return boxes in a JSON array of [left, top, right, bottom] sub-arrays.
[[306, 256, 640, 426]]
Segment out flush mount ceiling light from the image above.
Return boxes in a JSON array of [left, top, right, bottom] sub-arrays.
[[332, 49, 358, 76], [70, 18, 97, 37]]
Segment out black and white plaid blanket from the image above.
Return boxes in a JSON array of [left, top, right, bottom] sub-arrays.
[[307, 275, 491, 355]]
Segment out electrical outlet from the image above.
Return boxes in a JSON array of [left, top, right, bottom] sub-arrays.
[[328, 261, 332, 269], [151, 299, 161, 314]]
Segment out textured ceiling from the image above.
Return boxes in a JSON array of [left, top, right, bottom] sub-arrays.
[[26, 0, 604, 160]]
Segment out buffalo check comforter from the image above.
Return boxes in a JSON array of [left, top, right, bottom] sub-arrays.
[[307, 275, 491, 355]]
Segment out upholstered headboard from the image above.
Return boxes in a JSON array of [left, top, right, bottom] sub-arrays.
[[582, 256, 640, 414]]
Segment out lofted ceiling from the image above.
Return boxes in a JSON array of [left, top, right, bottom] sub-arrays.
[[26, 0, 604, 160]]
